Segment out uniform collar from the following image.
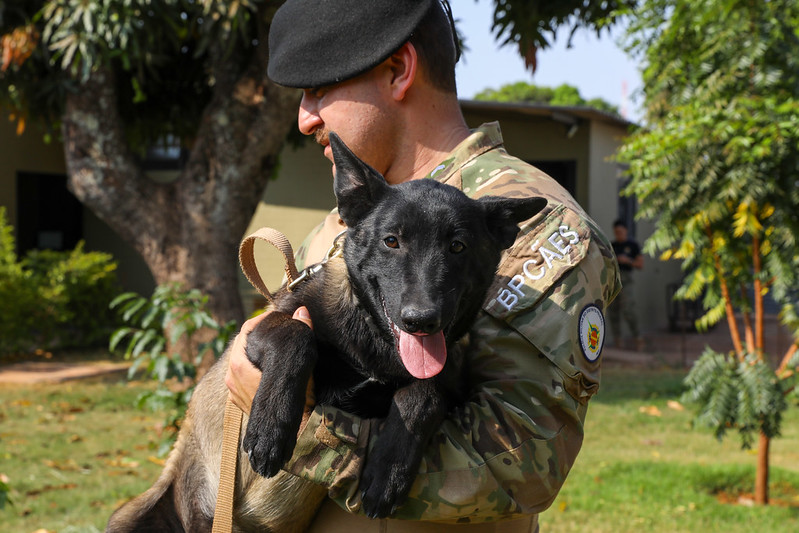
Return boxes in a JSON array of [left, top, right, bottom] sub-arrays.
[[423, 122, 504, 189]]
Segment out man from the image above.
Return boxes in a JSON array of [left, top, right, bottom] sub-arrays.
[[609, 220, 644, 350], [226, 1, 621, 531]]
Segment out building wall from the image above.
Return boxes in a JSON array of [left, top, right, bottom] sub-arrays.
[[586, 120, 623, 232], [0, 115, 67, 227]]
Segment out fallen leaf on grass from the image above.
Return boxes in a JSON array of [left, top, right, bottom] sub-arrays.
[[108, 470, 141, 477], [43, 458, 80, 471], [667, 400, 685, 411], [148, 456, 166, 466], [105, 458, 140, 468], [52, 401, 85, 414], [640, 438, 663, 446], [639, 405, 662, 417], [26, 483, 77, 497]]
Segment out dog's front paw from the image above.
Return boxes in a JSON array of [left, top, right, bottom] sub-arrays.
[[242, 410, 297, 478], [359, 453, 415, 519]]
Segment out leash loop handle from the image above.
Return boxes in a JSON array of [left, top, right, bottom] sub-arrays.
[[239, 227, 300, 301]]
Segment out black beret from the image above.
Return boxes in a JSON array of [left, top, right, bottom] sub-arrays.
[[268, 0, 436, 88]]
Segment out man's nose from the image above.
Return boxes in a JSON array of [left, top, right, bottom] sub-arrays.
[[298, 93, 323, 135]]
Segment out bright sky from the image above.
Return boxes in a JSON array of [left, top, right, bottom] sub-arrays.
[[450, 1, 644, 122]]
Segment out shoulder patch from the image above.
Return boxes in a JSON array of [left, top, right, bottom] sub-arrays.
[[483, 203, 591, 318], [578, 304, 605, 362]]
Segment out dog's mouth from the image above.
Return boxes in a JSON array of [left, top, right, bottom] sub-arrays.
[[380, 298, 447, 380]]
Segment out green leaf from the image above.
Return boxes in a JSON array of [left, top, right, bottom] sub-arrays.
[[108, 327, 131, 352]]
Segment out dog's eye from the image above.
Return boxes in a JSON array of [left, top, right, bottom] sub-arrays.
[[449, 240, 465, 254], [384, 236, 399, 249]]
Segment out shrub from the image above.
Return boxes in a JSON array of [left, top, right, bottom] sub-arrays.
[[24, 244, 121, 348], [110, 284, 237, 454], [0, 207, 120, 357]]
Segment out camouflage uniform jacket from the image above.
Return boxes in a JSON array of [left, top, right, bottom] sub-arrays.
[[285, 122, 621, 525]]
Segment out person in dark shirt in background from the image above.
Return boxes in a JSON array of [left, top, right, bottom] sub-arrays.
[[610, 219, 644, 350]]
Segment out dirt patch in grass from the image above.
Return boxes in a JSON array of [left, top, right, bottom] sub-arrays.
[[715, 482, 799, 508]]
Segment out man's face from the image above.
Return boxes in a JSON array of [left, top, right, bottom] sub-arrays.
[[297, 67, 399, 180], [613, 225, 628, 242]]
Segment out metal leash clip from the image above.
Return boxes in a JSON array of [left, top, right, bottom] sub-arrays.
[[288, 230, 347, 291]]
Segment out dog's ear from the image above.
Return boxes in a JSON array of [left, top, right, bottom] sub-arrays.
[[480, 196, 548, 250], [330, 132, 389, 226]]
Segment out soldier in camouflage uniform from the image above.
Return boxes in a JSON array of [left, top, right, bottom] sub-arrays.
[[226, 1, 621, 531]]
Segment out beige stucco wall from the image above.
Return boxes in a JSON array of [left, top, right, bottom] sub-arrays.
[[586, 120, 623, 231], [240, 140, 336, 311]]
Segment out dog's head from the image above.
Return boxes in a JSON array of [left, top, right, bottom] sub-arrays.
[[330, 133, 546, 380]]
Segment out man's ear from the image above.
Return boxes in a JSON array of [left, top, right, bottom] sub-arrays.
[[330, 132, 389, 226], [385, 42, 418, 101], [480, 196, 548, 250]]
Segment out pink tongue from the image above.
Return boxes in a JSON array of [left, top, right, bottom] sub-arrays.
[[398, 330, 447, 379]]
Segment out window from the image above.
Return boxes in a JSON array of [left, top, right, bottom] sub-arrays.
[[16, 172, 83, 254], [529, 159, 577, 197]]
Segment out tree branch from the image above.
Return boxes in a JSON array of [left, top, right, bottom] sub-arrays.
[[740, 285, 755, 354], [709, 227, 744, 358], [62, 65, 168, 248], [753, 233, 764, 358], [777, 343, 797, 375]]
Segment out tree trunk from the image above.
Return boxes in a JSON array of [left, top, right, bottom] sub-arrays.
[[755, 431, 770, 504], [60, 10, 300, 327]]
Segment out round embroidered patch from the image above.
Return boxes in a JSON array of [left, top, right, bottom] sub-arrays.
[[578, 304, 605, 362]]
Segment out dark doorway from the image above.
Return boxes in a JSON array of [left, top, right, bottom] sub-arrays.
[[16, 172, 83, 255], [616, 169, 638, 239], [530, 159, 577, 198]]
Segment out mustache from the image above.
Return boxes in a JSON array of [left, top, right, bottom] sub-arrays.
[[314, 130, 329, 146]]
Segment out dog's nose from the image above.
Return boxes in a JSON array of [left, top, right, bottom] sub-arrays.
[[400, 307, 441, 335]]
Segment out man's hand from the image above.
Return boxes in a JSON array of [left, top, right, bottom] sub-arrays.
[[225, 306, 313, 414]]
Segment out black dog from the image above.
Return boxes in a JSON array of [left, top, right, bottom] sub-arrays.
[[107, 133, 546, 531]]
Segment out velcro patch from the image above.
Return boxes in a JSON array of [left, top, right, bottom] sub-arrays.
[[578, 304, 605, 362], [483, 204, 591, 320]]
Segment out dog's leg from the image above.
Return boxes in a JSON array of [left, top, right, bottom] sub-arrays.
[[243, 311, 317, 478], [359, 379, 448, 518]]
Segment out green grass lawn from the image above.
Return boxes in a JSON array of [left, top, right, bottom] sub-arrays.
[[540, 367, 799, 532], [1, 366, 797, 532]]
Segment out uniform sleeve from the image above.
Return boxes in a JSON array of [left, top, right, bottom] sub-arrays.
[[282, 215, 620, 522]]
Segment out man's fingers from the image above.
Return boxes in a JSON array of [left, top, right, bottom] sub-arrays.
[[225, 308, 311, 414], [224, 311, 271, 414], [293, 306, 313, 329]]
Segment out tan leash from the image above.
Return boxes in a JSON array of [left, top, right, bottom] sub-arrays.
[[212, 228, 299, 533], [239, 227, 300, 302]]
